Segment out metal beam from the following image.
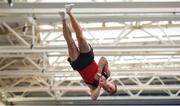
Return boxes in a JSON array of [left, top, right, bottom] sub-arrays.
[[0, 52, 179, 57], [0, 9, 180, 14], [1, 15, 180, 23], [0, 2, 180, 23], [0, 101, 5, 106], [0, 54, 42, 58], [25, 57, 42, 70], [0, 45, 180, 53], [6, 96, 180, 102], [0, 60, 17, 71], [2, 22, 30, 47], [0, 69, 180, 78], [33, 14, 180, 23], [42, 24, 180, 32], [0, 2, 180, 9], [1, 85, 180, 93]]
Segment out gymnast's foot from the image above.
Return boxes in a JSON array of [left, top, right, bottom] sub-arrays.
[[65, 4, 74, 14], [58, 11, 66, 20]]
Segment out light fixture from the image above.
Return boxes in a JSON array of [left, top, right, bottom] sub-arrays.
[[8, 0, 14, 7], [27, 16, 37, 25], [22, 23, 28, 34]]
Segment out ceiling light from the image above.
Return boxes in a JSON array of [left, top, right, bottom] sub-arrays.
[[8, 0, 14, 7]]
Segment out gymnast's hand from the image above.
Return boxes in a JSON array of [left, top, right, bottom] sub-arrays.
[[94, 67, 103, 80], [99, 76, 106, 87], [94, 73, 101, 81]]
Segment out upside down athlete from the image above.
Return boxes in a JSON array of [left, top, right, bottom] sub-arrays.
[[59, 4, 117, 100]]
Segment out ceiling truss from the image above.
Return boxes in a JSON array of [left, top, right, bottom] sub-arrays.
[[0, 1, 180, 105]]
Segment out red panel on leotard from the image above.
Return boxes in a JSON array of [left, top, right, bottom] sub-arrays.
[[78, 60, 98, 84]]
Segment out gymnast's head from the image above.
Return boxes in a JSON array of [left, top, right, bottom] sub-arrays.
[[103, 78, 117, 95]]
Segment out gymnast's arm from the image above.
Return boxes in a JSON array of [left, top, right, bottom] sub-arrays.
[[97, 56, 111, 77], [87, 77, 105, 100], [89, 85, 101, 100]]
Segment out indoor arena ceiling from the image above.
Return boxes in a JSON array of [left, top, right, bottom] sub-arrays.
[[0, 0, 180, 105]]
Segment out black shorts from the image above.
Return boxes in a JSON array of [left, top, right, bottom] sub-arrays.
[[67, 46, 94, 71]]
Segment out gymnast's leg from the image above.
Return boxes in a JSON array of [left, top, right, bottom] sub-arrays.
[[59, 11, 79, 61], [65, 4, 90, 53]]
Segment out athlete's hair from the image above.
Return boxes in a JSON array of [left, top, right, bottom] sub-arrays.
[[110, 83, 117, 95], [105, 79, 117, 95]]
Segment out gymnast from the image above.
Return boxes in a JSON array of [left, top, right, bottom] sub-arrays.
[[59, 4, 117, 100]]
